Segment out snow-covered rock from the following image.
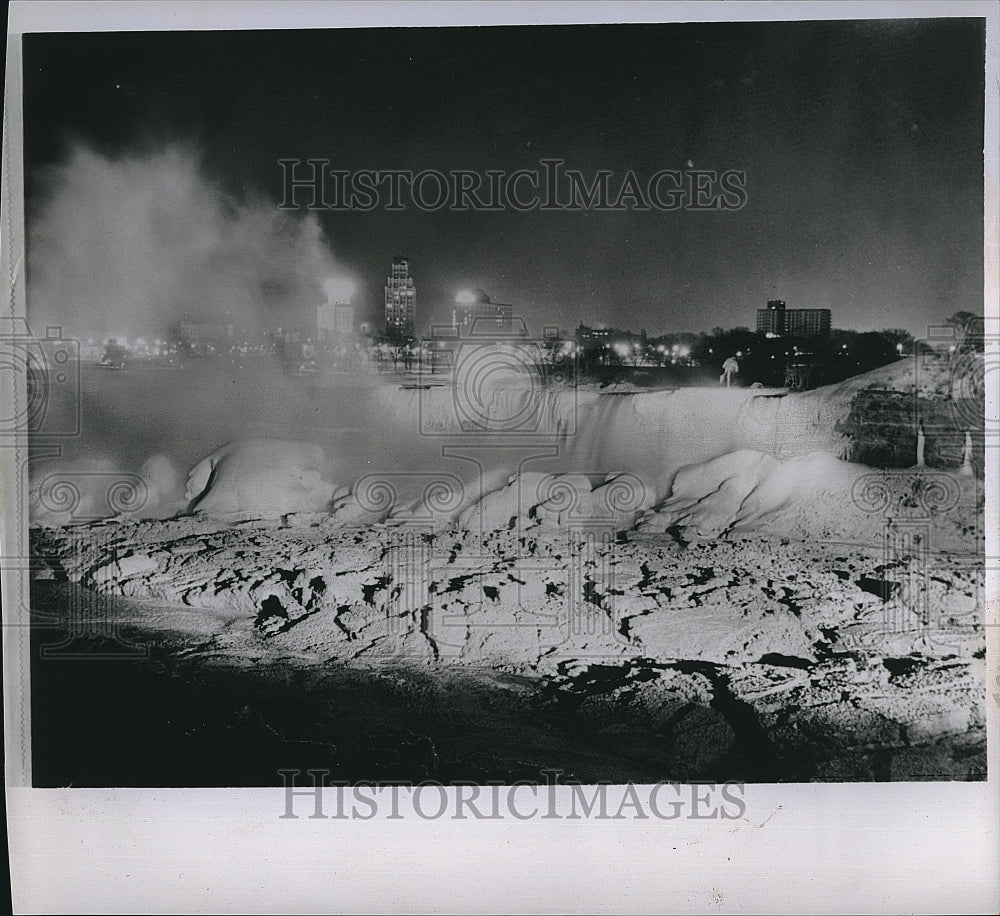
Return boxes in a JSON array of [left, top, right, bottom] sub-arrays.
[[185, 439, 335, 519]]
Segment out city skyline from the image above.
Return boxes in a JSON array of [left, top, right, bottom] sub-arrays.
[[22, 20, 986, 338]]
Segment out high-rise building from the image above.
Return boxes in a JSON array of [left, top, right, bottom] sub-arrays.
[[333, 304, 354, 338], [384, 256, 416, 337], [317, 301, 355, 341], [453, 288, 513, 336], [756, 299, 831, 338]]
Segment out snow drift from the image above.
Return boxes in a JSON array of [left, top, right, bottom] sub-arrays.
[[31, 354, 976, 529], [185, 439, 335, 518]]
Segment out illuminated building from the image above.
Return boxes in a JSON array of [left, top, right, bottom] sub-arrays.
[[756, 300, 831, 338], [384, 256, 417, 337]]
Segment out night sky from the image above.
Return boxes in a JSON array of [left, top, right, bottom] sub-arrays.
[[22, 19, 985, 337]]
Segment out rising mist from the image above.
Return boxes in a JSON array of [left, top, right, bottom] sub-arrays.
[[27, 143, 341, 339]]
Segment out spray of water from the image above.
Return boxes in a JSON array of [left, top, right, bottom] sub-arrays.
[[28, 143, 344, 339], [26, 143, 356, 520]]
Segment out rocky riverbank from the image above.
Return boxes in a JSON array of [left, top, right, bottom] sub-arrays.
[[30, 461, 985, 783]]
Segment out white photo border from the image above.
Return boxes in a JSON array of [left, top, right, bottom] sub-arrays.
[[4, 2, 998, 913]]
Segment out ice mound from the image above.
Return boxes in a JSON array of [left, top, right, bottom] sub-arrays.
[[387, 468, 512, 530], [642, 450, 781, 538], [640, 450, 875, 541], [30, 454, 186, 524], [184, 439, 335, 519], [139, 454, 186, 517], [30, 457, 130, 526], [457, 470, 656, 534]]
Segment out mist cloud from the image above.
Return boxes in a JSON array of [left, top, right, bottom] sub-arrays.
[[27, 144, 342, 339]]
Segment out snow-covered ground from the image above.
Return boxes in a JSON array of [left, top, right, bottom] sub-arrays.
[[28, 351, 987, 781]]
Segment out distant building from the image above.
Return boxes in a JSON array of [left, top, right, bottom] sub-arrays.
[[333, 304, 354, 338], [453, 288, 513, 337], [576, 326, 616, 342], [756, 300, 831, 338], [318, 302, 355, 341], [574, 325, 647, 346], [384, 256, 416, 337]]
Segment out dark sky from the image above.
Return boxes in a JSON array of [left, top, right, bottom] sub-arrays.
[[22, 19, 985, 336]]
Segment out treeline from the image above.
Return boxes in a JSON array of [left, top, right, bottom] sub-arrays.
[[562, 311, 983, 389]]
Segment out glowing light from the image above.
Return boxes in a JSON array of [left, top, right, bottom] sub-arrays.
[[455, 289, 477, 304]]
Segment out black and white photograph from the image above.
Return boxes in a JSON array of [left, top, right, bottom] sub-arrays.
[[3, 1, 998, 912]]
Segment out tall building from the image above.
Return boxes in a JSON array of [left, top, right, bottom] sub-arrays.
[[317, 302, 355, 341], [453, 288, 513, 336], [384, 256, 416, 337], [333, 304, 354, 338], [756, 299, 831, 338]]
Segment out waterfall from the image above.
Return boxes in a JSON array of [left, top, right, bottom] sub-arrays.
[[360, 383, 849, 492]]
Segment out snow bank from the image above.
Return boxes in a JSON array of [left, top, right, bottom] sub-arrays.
[[639, 449, 879, 541], [638, 450, 781, 538], [456, 470, 656, 534], [30, 454, 186, 525], [184, 439, 335, 518], [638, 448, 978, 550]]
